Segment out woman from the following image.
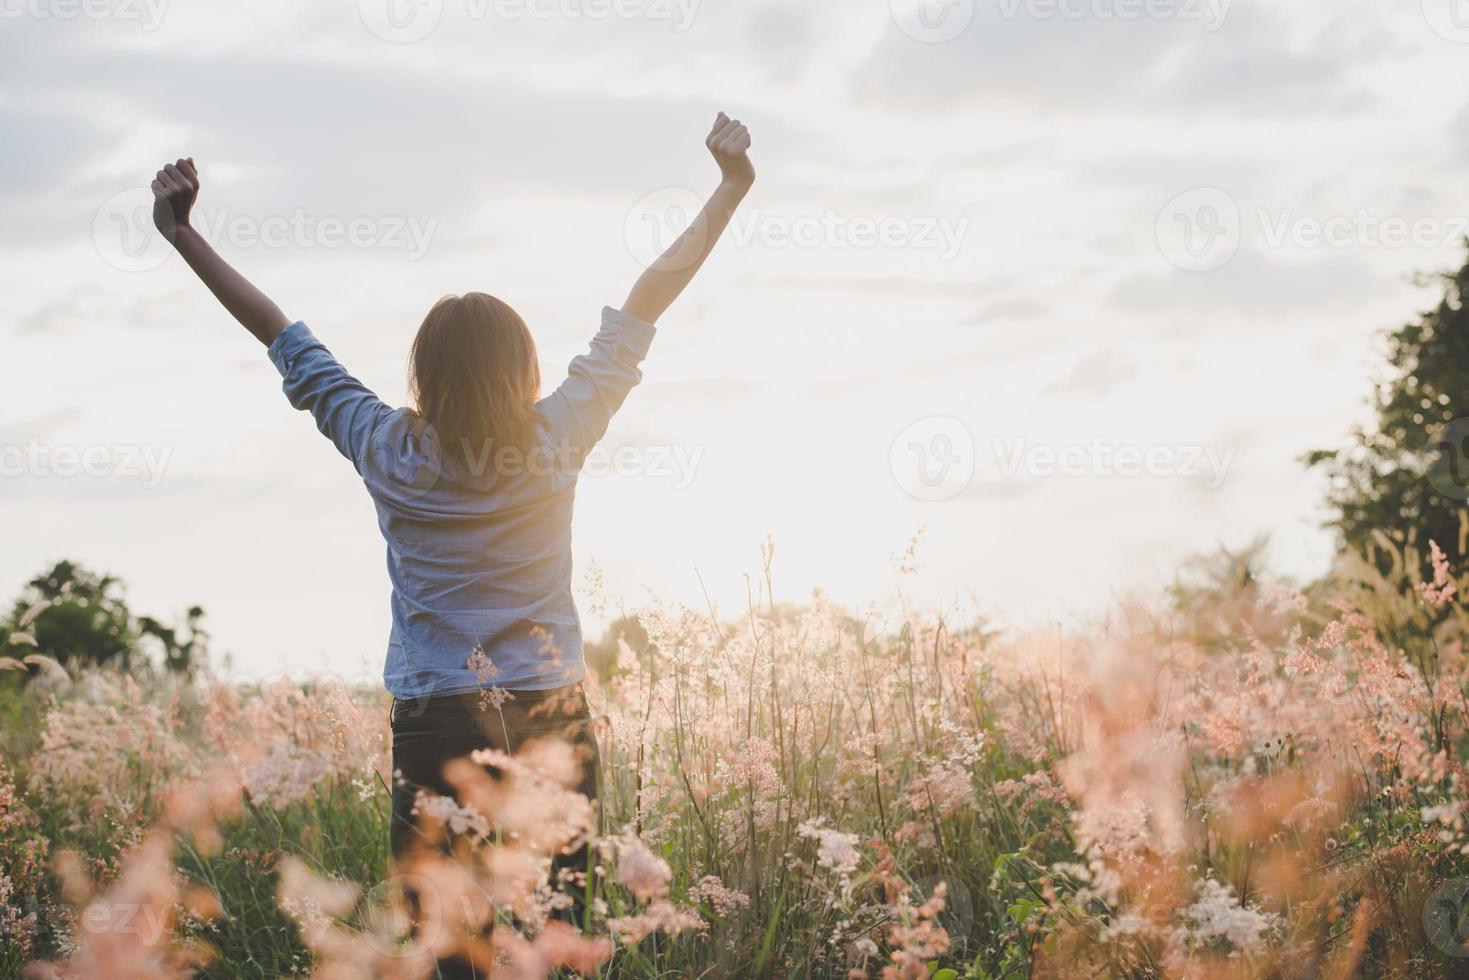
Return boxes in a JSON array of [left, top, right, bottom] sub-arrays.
[[149, 113, 754, 949]]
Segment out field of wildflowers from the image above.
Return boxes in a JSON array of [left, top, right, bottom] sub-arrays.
[[3, 530, 1469, 978]]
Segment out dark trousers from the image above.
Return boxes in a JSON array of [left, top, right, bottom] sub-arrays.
[[389, 684, 600, 977]]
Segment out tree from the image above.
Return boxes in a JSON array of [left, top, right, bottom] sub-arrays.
[[8, 561, 135, 669], [138, 606, 210, 675], [3, 560, 207, 674], [1305, 250, 1469, 570], [584, 615, 650, 678]]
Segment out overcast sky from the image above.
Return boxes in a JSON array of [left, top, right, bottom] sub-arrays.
[[5, 0, 1469, 681]]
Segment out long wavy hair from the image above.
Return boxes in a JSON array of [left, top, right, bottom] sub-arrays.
[[408, 293, 541, 461]]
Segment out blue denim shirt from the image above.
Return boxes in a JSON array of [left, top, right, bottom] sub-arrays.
[[267, 306, 656, 698]]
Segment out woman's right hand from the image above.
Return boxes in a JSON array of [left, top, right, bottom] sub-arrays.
[[707, 112, 754, 190], [151, 158, 199, 241], [620, 116, 756, 325]]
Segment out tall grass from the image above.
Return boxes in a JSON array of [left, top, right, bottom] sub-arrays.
[[4, 535, 1469, 978]]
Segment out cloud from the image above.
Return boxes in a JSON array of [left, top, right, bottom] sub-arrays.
[[0, 108, 116, 195], [1044, 346, 1138, 400], [857, 0, 1377, 117], [967, 293, 1052, 323], [744, 4, 818, 79], [0, 35, 757, 252], [0, 407, 85, 444], [1455, 103, 1469, 163], [1108, 247, 1388, 318]]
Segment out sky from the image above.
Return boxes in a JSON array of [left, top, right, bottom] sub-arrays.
[[4, 0, 1469, 682]]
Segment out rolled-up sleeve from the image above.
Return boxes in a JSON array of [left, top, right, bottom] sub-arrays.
[[268, 322, 391, 473], [541, 306, 657, 457]]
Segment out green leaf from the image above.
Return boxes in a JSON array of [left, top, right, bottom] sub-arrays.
[[1007, 898, 1036, 926]]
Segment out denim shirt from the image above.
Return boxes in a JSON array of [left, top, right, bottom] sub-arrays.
[[267, 306, 657, 697]]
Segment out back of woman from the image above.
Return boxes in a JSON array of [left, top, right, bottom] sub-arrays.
[[146, 112, 754, 974], [271, 299, 656, 698]]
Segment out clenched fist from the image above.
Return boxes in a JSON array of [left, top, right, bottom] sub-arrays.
[[706, 112, 754, 190], [151, 158, 199, 241]]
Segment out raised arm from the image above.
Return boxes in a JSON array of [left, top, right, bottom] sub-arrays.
[[152, 158, 388, 470], [620, 113, 755, 326], [151, 158, 291, 347]]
